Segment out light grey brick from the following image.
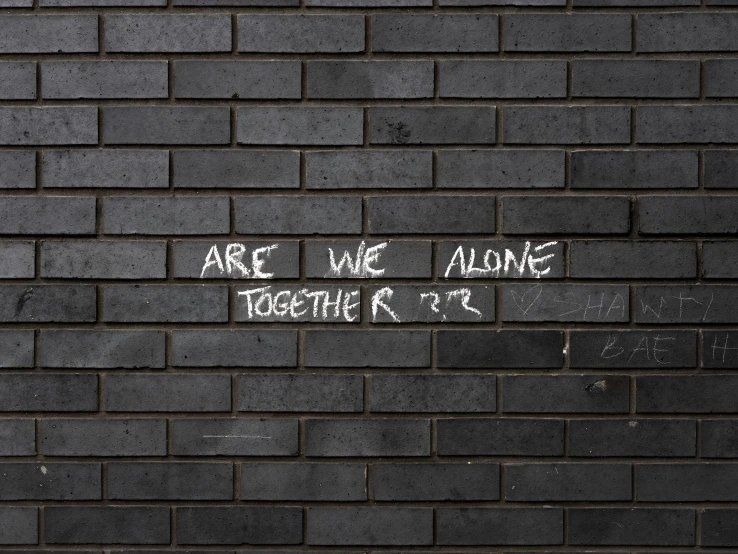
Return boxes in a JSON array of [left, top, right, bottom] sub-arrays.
[[307, 150, 432, 189], [0, 420, 35, 456], [173, 240, 299, 279], [174, 150, 298, 189], [437, 240, 565, 279], [370, 107, 496, 144], [0, 463, 100, 500], [171, 330, 297, 368], [639, 13, 738, 52], [238, 374, 363, 412], [103, 196, 229, 235], [43, 150, 168, 189], [438, 150, 564, 189], [373, 14, 497, 52], [0, 62, 35, 100], [305, 240, 432, 279], [0, 197, 95, 234], [104, 374, 231, 412], [504, 106, 631, 144], [638, 106, 738, 143], [0, 508, 37, 545], [104, 107, 230, 145], [573, 60, 699, 98], [304, 330, 430, 367], [307, 61, 433, 99], [307, 507, 432, 545], [241, 463, 366, 501], [639, 196, 738, 234], [238, 15, 363, 53], [369, 374, 496, 412], [368, 195, 496, 234], [0, 331, 34, 368], [108, 462, 233, 500], [0, 242, 34, 278], [367, 284, 494, 323], [373, 463, 499, 501], [502, 195, 630, 234], [0, 16, 97, 53], [306, 418, 430, 456], [172, 418, 298, 456], [40, 419, 166, 456], [570, 240, 697, 279], [0, 373, 97, 412], [106, 15, 230, 53], [41, 240, 166, 279], [440, 60, 566, 98], [572, 150, 698, 189], [234, 196, 361, 235], [235, 285, 360, 323], [238, 107, 363, 146], [174, 61, 300, 99], [505, 14, 631, 52], [39, 330, 165, 369], [177, 507, 301, 545], [0, 151, 35, 189], [0, 108, 97, 146], [0, 285, 95, 323], [42, 61, 167, 99], [45, 507, 169, 545], [706, 150, 738, 188], [102, 285, 227, 323], [501, 284, 629, 322]]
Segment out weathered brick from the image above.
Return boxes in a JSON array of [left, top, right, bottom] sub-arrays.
[[306, 418, 430, 457], [43, 150, 168, 189], [437, 418, 564, 456], [0, 16, 97, 53], [171, 330, 297, 367], [368, 195, 495, 234], [104, 196, 228, 235], [0, 463, 100, 500], [304, 330, 430, 367], [238, 374, 362, 412], [238, 107, 363, 146], [0, 108, 96, 145], [172, 419, 298, 456], [568, 418, 696, 457], [570, 330, 697, 369], [636, 286, 738, 324], [638, 106, 738, 143], [705, 59, 738, 97], [174, 61, 300, 99], [638, 13, 738, 52], [173, 150, 299, 189], [438, 150, 565, 189], [40, 330, 164, 369], [570, 240, 697, 279], [640, 196, 738, 234], [370, 374, 495, 413], [0, 331, 34, 368], [368, 284, 495, 323], [502, 374, 630, 413], [104, 107, 230, 145], [177, 507, 302, 545], [704, 241, 738, 278], [308, 61, 432, 99], [42, 61, 167, 99], [106, 15, 230, 52], [234, 196, 361, 234], [0, 285, 94, 323], [702, 509, 738, 546], [108, 462, 232, 500], [238, 15, 363, 53], [573, 60, 699, 98], [307, 507, 433, 545], [373, 463, 499, 501], [501, 284, 629, 323], [372, 14, 498, 53], [0, 151, 35, 189], [437, 330, 563, 368], [637, 463, 738, 501], [0, 508, 37, 545], [241, 463, 366, 501], [504, 106, 631, 144], [706, 150, 738, 188], [0, 62, 35, 100], [0, 373, 97, 412], [440, 60, 566, 98], [437, 507, 563, 545], [0, 420, 35, 456], [438, 240, 565, 279], [638, 375, 738, 413], [102, 285, 227, 323], [306, 240, 431, 279], [503, 195, 630, 234], [0, 197, 94, 234], [568, 508, 695, 545], [505, 463, 631, 501], [40, 419, 166, 456], [104, 374, 231, 412], [40, 240, 166, 279], [369, 107, 496, 144], [45, 507, 169, 544], [504, 14, 631, 52], [571, 150, 698, 189], [702, 420, 738, 458]]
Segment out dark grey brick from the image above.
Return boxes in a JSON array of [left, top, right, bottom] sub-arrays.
[[702, 329, 738, 366], [172, 418, 298, 456], [570, 330, 697, 369], [637, 463, 738, 501], [638, 14, 738, 52], [40, 240, 166, 279], [173, 240, 299, 279], [0, 62, 35, 100], [108, 462, 232, 500], [502, 284, 629, 323], [102, 285, 227, 323], [573, 60, 698, 98], [368, 284, 495, 323], [311, 0, 429, 4], [176, 0, 296, 4], [372, 14, 498, 53], [229, 284, 350, 324], [568, 508, 694, 546], [0, 373, 97, 412], [369, 374, 496, 412], [373, 463, 499, 501], [172, 330, 297, 367], [0, 508, 37, 545], [570, 241, 697, 279], [174, 150, 299, 189], [238, 107, 362, 146], [241, 462, 366, 501], [439, 240, 565, 279], [638, 375, 738, 413], [0, 331, 33, 368], [43, 150, 168, 189], [308, 61, 432, 99], [307, 150, 432, 190], [440, 60, 566, 98], [45, 507, 169, 545], [638, 106, 738, 143], [174, 61, 300, 99], [238, 15, 363, 53], [0, 197, 94, 234], [443, 0, 564, 3], [636, 286, 738, 324], [369, 107, 496, 145], [504, 14, 631, 52], [42, 61, 167, 99], [640, 196, 738, 234], [106, 15, 230, 52], [706, 151, 738, 188], [304, 330, 430, 367], [571, 150, 698, 189], [307, 507, 432, 545], [578, 0, 697, 4], [234, 196, 361, 234], [238, 374, 362, 412], [0, 242, 34, 278], [569, 418, 696, 457], [506, 463, 631, 501], [503, 374, 629, 413], [437, 330, 563, 368], [0, 16, 97, 53], [40, 330, 165, 369], [0, 420, 35, 456], [306, 240, 432, 279], [103, 196, 228, 235], [41, 419, 166, 456], [43, 0, 164, 5], [0, 285, 95, 322], [702, 509, 738, 546], [704, 241, 738, 278], [104, 107, 230, 145], [0, 151, 35, 189], [503, 195, 630, 234], [104, 374, 231, 412], [705, 59, 738, 97], [0, 462, 100, 500], [177, 507, 302, 545], [437, 418, 564, 456], [437, 508, 563, 545], [703, 420, 738, 458], [368, 195, 495, 234], [504, 106, 630, 144], [438, 150, 564, 189], [0, 108, 96, 146], [306, 418, 430, 457]]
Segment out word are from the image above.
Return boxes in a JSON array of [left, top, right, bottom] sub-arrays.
[[444, 241, 558, 279], [237, 286, 359, 322], [201, 243, 278, 279]]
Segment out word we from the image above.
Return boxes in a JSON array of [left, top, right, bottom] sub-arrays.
[[201, 243, 278, 279], [444, 241, 558, 279], [327, 241, 387, 278]]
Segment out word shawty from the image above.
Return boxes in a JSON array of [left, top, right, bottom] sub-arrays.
[[236, 286, 360, 323], [443, 241, 559, 279], [200, 243, 279, 279]]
